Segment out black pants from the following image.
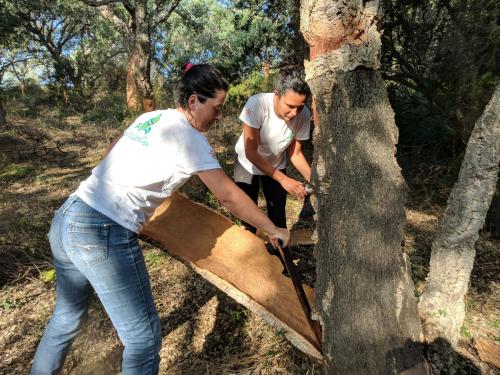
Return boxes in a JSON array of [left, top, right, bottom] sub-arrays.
[[236, 170, 287, 233]]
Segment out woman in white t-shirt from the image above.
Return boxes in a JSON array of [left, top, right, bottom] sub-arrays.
[[31, 64, 289, 375], [234, 70, 312, 233]]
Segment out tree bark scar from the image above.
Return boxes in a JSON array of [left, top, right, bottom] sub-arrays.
[[307, 13, 373, 61], [309, 39, 343, 60]]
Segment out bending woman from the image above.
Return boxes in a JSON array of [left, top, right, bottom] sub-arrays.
[[234, 69, 312, 233], [31, 64, 289, 375]]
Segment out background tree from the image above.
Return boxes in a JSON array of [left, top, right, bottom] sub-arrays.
[[418, 85, 500, 346], [381, 0, 500, 313], [0, 55, 28, 128], [0, 5, 32, 127], [1, 0, 96, 105], [158, 0, 305, 84], [80, 0, 181, 112], [7, 55, 35, 98], [300, 0, 428, 372], [382, 0, 498, 174]]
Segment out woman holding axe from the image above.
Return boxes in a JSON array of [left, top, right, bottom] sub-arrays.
[[31, 64, 289, 375]]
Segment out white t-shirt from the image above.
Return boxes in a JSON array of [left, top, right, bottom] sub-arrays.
[[74, 109, 221, 233], [235, 93, 310, 175]]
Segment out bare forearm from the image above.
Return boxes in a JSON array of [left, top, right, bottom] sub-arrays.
[[195, 169, 290, 246], [246, 150, 307, 199], [246, 151, 286, 183], [290, 153, 311, 182], [219, 188, 277, 235], [198, 169, 277, 234]]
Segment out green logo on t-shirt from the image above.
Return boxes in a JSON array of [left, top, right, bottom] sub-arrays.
[[125, 114, 161, 146]]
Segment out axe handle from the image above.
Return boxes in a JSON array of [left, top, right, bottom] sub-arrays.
[[276, 243, 322, 348]]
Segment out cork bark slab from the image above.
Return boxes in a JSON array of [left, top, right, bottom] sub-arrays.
[[475, 339, 500, 369], [140, 192, 322, 359]]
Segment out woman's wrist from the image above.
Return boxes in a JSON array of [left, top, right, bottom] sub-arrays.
[[265, 224, 278, 237], [272, 169, 285, 184]]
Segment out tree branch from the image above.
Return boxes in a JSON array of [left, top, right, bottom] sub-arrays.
[[0, 57, 30, 75], [58, 23, 81, 50], [382, 73, 418, 91], [99, 5, 129, 36], [80, 0, 122, 6], [121, 1, 135, 17], [152, 0, 181, 27]]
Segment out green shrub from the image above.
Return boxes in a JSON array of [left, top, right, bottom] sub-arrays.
[[82, 92, 127, 126], [0, 164, 35, 180], [3, 81, 51, 118], [226, 70, 275, 111]]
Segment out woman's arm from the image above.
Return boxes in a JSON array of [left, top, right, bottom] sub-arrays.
[[197, 168, 290, 247], [288, 139, 311, 182], [243, 124, 307, 199]]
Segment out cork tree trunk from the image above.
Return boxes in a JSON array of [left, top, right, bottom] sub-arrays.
[[418, 84, 500, 347], [126, 29, 153, 112], [82, 1, 180, 112], [300, 1, 428, 373]]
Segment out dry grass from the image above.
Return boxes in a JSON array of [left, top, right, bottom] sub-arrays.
[[0, 113, 321, 374], [0, 111, 497, 374]]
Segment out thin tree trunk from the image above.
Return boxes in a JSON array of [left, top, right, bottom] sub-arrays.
[[418, 84, 500, 347], [59, 75, 70, 106], [0, 70, 6, 128], [0, 96, 6, 129], [301, 1, 428, 373]]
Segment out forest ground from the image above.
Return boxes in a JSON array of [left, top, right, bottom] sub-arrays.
[[0, 109, 498, 374]]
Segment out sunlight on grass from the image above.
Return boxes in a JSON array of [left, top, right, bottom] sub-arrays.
[[0, 164, 35, 179], [40, 269, 56, 283], [144, 250, 169, 266]]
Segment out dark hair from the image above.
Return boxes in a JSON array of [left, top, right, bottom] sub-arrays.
[[174, 64, 229, 108], [275, 69, 311, 98]]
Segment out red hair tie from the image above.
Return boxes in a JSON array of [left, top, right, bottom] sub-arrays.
[[184, 62, 194, 72]]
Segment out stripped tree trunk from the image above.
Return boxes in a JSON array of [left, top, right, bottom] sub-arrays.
[[126, 30, 152, 112], [418, 84, 500, 347], [82, 1, 180, 111], [300, 1, 428, 373], [123, 2, 155, 112], [82, 1, 177, 112]]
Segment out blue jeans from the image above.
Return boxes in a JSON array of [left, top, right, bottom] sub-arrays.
[[31, 196, 161, 375]]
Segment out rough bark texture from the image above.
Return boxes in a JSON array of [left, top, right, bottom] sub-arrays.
[[86, 1, 180, 111], [90, 2, 159, 112], [301, 1, 428, 373], [124, 6, 152, 112], [418, 84, 500, 347]]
